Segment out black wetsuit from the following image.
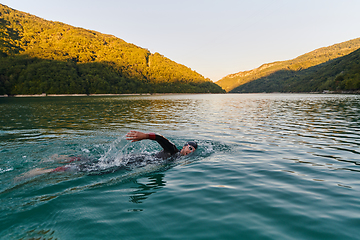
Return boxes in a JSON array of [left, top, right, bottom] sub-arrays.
[[149, 133, 180, 160], [53, 133, 180, 174]]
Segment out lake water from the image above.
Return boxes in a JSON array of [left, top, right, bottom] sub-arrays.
[[1, 94, 360, 240]]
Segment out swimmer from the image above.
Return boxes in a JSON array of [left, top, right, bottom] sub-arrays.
[[126, 130, 197, 159], [15, 131, 197, 180]]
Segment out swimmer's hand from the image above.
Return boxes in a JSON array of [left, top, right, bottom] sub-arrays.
[[126, 130, 149, 142]]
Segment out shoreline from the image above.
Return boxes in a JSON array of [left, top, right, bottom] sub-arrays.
[[0, 93, 221, 98], [0, 93, 151, 98], [1, 91, 359, 98]]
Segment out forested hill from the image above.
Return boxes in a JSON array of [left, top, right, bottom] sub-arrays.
[[216, 38, 360, 93], [0, 4, 224, 95], [230, 48, 360, 93]]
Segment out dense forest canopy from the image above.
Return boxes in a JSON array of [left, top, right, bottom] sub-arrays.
[[0, 4, 225, 95], [231, 48, 360, 93], [216, 38, 360, 93]]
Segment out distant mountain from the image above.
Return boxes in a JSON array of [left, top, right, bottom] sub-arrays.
[[0, 4, 224, 95], [230, 48, 360, 93], [216, 38, 360, 93]]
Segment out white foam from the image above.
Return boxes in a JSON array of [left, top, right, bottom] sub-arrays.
[[0, 167, 14, 174]]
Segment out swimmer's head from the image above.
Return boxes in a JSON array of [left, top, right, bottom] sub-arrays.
[[186, 141, 198, 150], [180, 141, 198, 156]]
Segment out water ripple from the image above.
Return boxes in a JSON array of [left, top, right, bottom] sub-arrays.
[[1, 94, 360, 239]]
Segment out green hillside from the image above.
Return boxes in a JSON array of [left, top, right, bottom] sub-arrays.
[[0, 4, 224, 95], [232, 48, 360, 93], [216, 38, 360, 93]]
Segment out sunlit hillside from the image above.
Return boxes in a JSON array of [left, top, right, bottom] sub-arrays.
[[0, 4, 225, 95], [216, 38, 360, 93], [231, 48, 360, 93]]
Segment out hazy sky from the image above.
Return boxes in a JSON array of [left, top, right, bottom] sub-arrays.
[[2, 0, 360, 81]]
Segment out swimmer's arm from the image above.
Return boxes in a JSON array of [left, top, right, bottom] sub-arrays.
[[126, 131, 150, 142], [126, 130, 178, 154]]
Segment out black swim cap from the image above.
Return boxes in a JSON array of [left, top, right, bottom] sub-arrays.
[[186, 141, 198, 149]]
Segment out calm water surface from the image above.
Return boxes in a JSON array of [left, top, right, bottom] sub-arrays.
[[0, 94, 360, 240]]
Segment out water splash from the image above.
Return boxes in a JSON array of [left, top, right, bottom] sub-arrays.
[[0, 167, 13, 174]]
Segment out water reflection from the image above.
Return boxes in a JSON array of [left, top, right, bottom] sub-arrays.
[[19, 228, 57, 240], [0, 96, 201, 139], [129, 173, 166, 204]]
